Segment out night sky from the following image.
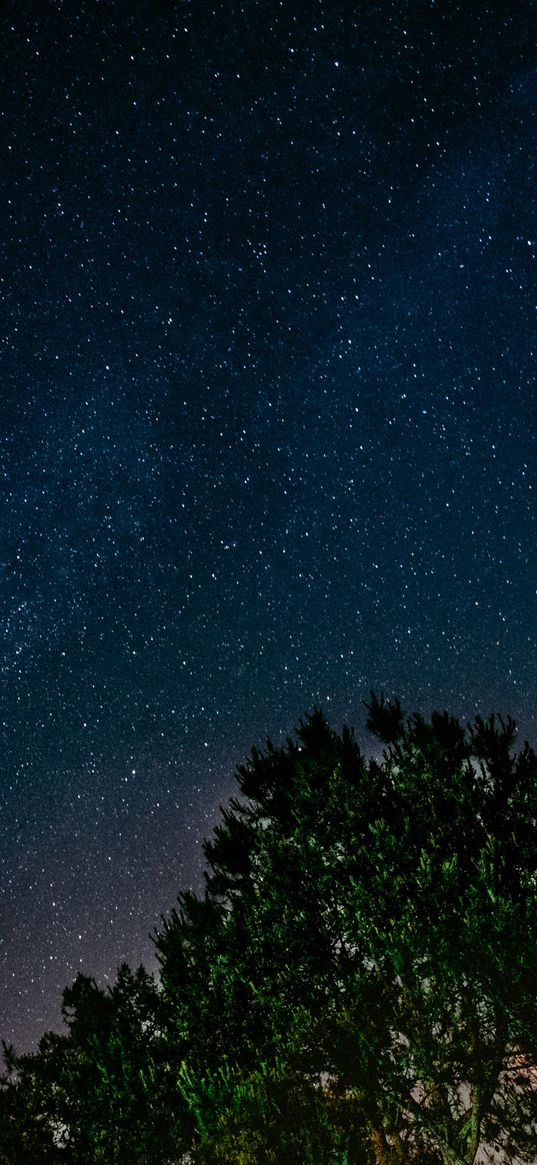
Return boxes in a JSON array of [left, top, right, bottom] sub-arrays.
[[1, 0, 535, 1052]]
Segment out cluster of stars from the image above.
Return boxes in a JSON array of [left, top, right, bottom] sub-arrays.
[[0, 0, 535, 1050]]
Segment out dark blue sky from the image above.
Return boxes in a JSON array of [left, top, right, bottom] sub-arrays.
[[1, 0, 536, 1050]]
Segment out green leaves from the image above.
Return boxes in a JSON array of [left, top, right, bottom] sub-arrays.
[[3, 697, 537, 1163]]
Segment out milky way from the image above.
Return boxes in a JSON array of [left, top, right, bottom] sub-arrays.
[[1, 1, 535, 1050]]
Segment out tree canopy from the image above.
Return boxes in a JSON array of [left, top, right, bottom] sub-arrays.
[[2, 695, 537, 1163]]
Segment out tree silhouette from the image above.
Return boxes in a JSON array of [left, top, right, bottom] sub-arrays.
[[2, 696, 537, 1163]]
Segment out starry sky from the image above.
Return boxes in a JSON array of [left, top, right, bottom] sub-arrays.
[[1, 0, 535, 1051]]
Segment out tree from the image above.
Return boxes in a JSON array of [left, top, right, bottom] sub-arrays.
[[1, 964, 186, 1164], [155, 696, 537, 1163], [3, 696, 537, 1163]]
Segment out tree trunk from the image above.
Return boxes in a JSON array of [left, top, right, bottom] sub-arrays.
[[367, 1119, 393, 1165]]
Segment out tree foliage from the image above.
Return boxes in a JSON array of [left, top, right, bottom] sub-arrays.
[[2, 695, 537, 1163]]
